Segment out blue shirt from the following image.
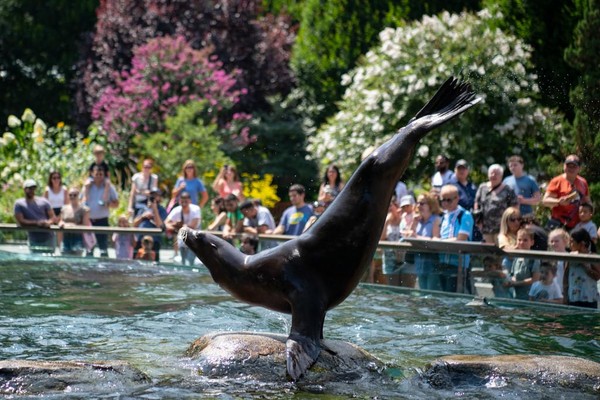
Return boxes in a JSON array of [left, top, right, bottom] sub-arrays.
[[278, 204, 313, 236], [503, 175, 539, 216], [450, 178, 477, 211], [439, 206, 473, 268], [175, 177, 207, 206]]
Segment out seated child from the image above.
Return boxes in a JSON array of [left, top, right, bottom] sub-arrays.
[[136, 235, 156, 261], [482, 256, 511, 298], [112, 214, 134, 259], [528, 262, 563, 303]]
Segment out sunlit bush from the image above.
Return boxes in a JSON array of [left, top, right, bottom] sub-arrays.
[[309, 9, 567, 186]]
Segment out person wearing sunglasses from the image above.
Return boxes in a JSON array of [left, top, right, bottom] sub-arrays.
[[58, 188, 91, 256], [438, 184, 474, 293]]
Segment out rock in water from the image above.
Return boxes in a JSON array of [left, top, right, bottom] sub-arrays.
[[186, 332, 385, 383], [421, 354, 600, 394], [0, 360, 150, 396]]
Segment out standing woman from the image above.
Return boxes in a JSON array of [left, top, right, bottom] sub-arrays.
[[172, 160, 209, 208], [212, 164, 244, 202], [565, 228, 600, 309], [318, 164, 345, 205], [474, 164, 518, 245], [58, 187, 91, 256], [406, 193, 442, 290], [44, 171, 68, 250], [128, 159, 159, 218]]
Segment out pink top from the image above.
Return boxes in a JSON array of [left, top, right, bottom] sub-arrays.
[[217, 180, 244, 200]]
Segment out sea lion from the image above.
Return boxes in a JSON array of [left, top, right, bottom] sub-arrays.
[[180, 76, 480, 380]]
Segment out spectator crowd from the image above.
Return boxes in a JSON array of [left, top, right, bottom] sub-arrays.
[[13, 148, 600, 308]]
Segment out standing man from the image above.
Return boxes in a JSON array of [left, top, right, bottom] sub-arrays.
[[431, 154, 455, 195], [132, 188, 167, 262], [84, 165, 119, 257], [240, 200, 277, 250], [503, 155, 540, 217], [450, 159, 477, 211], [542, 154, 591, 230], [14, 179, 57, 253], [165, 191, 201, 265], [273, 184, 313, 236], [438, 184, 474, 293]]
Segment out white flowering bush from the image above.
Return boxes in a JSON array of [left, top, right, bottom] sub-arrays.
[[309, 9, 567, 184], [1, 109, 104, 222]]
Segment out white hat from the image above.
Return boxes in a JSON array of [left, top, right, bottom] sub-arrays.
[[23, 179, 38, 189], [399, 195, 415, 207]]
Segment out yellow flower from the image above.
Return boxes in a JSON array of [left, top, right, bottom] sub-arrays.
[[57, 121, 65, 129]]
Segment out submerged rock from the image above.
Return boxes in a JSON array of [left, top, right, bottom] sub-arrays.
[[422, 354, 600, 393], [0, 360, 150, 396], [186, 331, 386, 384]]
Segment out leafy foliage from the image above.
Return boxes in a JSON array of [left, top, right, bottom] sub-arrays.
[[291, 0, 480, 126], [242, 173, 281, 209], [92, 35, 250, 163], [0, 109, 103, 222], [234, 96, 319, 200], [564, 0, 600, 183], [76, 0, 296, 129], [131, 101, 228, 191], [0, 0, 97, 125], [309, 9, 568, 188]]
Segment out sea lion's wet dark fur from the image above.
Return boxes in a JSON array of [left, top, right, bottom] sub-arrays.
[[181, 77, 480, 380]]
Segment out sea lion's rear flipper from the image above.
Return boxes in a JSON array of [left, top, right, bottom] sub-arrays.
[[286, 333, 320, 381], [410, 76, 480, 123]]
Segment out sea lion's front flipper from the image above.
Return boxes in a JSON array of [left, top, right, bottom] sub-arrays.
[[286, 333, 320, 381]]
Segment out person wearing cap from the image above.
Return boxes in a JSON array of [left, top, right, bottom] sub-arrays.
[[450, 159, 477, 211], [431, 155, 455, 195], [503, 155, 540, 217], [128, 158, 159, 218], [14, 179, 57, 253], [132, 187, 167, 262], [542, 154, 590, 230], [240, 200, 277, 251]]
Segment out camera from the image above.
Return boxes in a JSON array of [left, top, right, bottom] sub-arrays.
[[147, 195, 155, 207]]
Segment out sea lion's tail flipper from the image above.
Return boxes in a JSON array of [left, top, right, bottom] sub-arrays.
[[286, 333, 320, 381], [409, 76, 481, 126]]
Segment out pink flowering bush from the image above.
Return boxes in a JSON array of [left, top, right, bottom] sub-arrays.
[[92, 35, 252, 161]]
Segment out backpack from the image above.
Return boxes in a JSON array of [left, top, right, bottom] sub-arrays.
[[456, 209, 483, 242]]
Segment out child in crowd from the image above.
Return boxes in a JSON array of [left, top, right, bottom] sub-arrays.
[[136, 235, 156, 261], [547, 228, 570, 288], [112, 214, 135, 259], [240, 233, 258, 255], [504, 227, 541, 300], [574, 203, 598, 244], [85, 145, 111, 206], [565, 228, 600, 309], [482, 256, 511, 298], [528, 262, 563, 303]]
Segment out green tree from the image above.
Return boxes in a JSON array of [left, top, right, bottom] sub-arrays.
[[132, 101, 228, 192], [482, 0, 583, 119], [309, 9, 567, 188], [0, 0, 97, 125], [565, 0, 600, 184], [291, 0, 480, 127], [234, 96, 319, 200]]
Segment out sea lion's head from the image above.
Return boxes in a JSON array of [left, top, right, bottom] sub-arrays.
[[179, 227, 242, 266]]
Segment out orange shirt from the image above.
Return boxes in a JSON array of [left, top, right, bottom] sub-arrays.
[[546, 174, 589, 228], [136, 249, 156, 261]]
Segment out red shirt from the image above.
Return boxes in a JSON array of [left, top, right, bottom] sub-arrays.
[[546, 174, 589, 228]]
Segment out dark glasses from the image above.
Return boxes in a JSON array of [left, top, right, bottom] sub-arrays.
[[440, 197, 455, 203]]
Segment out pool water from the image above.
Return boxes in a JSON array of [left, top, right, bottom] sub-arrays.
[[1, 251, 599, 398]]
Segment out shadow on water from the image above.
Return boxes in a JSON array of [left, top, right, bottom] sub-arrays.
[[1, 251, 599, 398]]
